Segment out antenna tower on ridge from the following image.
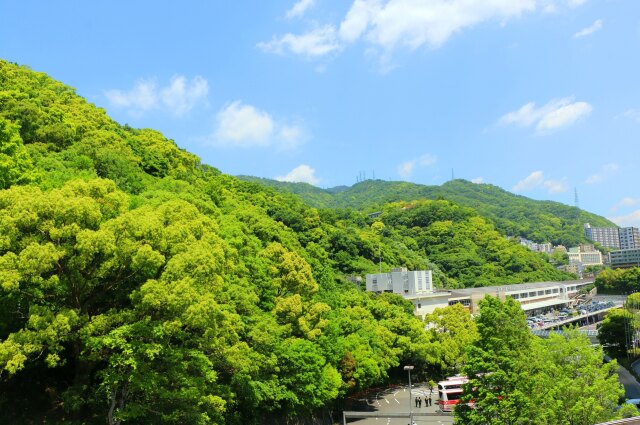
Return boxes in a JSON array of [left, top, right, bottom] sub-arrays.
[[574, 188, 580, 209]]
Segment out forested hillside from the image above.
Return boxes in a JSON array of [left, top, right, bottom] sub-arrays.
[[239, 177, 615, 247], [0, 60, 575, 423]]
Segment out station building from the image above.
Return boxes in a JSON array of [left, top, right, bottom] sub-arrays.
[[365, 269, 594, 320]]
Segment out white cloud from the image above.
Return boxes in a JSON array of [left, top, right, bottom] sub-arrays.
[[512, 171, 568, 194], [262, 0, 594, 61], [499, 97, 592, 132], [160, 75, 209, 116], [610, 197, 640, 213], [398, 153, 437, 179], [278, 125, 303, 150], [573, 19, 603, 38], [105, 80, 157, 115], [584, 175, 602, 184], [212, 101, 303, 149], [286, 0, 316, 19], [471, 177, 484, 184], [339, 0, 380, 43], [419, 153, 437, 166], [257, 25, 342, 57], [105, 75, 208, 117], [609, 210, 640, 228], [499, 102, 545, 127], [585, 163, 619, 184], [623, 109, 640, 123], [362, 0, 537, 51], [215, 101, 274, 147], [513, 170, 545, 192], [398, 160, 416, 179], [537, 101, 592, 130], [276, 164, 320, 185], [543, 179, 568, 194], [567, 0, 586, 7]]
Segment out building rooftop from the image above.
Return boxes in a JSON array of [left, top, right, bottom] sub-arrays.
[[448, 278, 594, 298]]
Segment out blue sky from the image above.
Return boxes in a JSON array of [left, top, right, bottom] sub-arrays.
[[2, 0, 640, 227]]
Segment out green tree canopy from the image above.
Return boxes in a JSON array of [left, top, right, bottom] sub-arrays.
[[457, 296, 623, 425]]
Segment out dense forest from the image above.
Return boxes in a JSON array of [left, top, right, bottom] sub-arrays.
[[0, 60, 622, 424], [239, 177, 615, 247]]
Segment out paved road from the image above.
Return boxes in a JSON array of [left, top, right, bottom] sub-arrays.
[[632, 359, 640, 378], [604, 356, 640, 400], [346, 384, 453, 425], [619, 363, 640, 399]]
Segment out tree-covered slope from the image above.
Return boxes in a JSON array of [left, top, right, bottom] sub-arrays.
[[238, 177, 615, 247], [0, 59, 435, 423], [0, 60, 574, 424]]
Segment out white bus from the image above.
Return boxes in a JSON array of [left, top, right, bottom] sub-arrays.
[[437, 375, 468, 412]]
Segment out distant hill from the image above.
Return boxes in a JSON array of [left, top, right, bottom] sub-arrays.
[[237, 177, 615, 247]]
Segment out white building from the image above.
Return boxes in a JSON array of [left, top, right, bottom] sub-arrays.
[[366, 268, 445, 319], [366, 268, 433, 295], [567, 248, 603, 267], [518, 237, 554, 253]]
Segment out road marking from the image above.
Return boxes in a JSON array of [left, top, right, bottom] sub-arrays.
[[395, 398, 400, 404], [385, 399, 389, 404]]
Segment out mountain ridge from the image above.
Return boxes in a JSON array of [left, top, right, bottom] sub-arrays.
[[237, 176, 615, 246]]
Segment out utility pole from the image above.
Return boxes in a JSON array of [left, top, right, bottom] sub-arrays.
[[404, 365, 414, 425]]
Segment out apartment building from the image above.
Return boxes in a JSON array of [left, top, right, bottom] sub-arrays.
[[619, 227, 640, 250], [609, 248, 640, 269], [584, 223, 620, 249], [584, 223, 640, 250]]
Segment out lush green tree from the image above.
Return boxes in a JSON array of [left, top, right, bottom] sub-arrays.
[[596, 268, 640, 294], [424, 303, 478, 373], [457, 297, 624, 425], [615, 403, 640, 420], [456, 296, 536, 424], [537, 329, 623, 425], [598, 308, 635, 355], [0, 118, 35, 189], [549, 250, 569, 266]]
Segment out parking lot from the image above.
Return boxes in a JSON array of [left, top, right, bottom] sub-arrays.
[[345, 384, 453, 425], [527, 299, 618, 330]]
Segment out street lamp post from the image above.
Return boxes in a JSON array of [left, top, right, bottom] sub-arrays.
[[404, 365, 414, 425]]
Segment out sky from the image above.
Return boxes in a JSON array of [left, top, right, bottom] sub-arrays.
[[1, 0, 640, 227]]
